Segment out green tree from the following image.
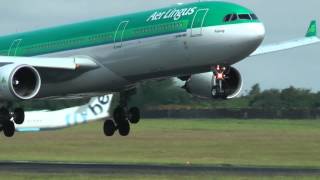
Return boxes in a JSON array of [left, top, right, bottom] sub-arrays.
[[249, 89, 282, 109], [280, 87, 314, 109], [249, 83, 261, 97], [129, 79, 192, 108]]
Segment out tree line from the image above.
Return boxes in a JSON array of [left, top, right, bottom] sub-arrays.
[[130, 80, 320, 110], [14, 79, 320, 111]]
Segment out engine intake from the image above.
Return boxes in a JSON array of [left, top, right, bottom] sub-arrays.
[[0, 64, 41, 100], [183, 67, 243, 99]]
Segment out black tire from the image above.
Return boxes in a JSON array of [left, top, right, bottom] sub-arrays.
[[103, 120, 116, 137], [118, 121, 130, 136], [0, 125, 3, 132], [13, 108, 25, 125], [3, 121, 15, 138], [129, 107, 140, 124], [113, 106, 126, 124]]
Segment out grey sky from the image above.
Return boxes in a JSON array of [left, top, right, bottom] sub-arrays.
[[0, 0, 319, 91]]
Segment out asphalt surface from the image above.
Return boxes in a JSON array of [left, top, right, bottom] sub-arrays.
[[1, 161, 320, 175]]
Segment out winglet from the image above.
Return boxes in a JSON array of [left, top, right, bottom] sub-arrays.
[[306, 20, 317, 37]]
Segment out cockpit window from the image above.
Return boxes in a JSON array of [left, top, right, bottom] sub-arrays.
[[230, 14, 238, 21], [224, 14, 232, 22], [224, 14, 238, 22], [238, 14, 251, 20], [224, 13, 258, 22], [250, 14, 258, 20]]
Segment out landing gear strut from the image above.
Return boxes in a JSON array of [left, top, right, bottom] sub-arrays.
[[13, 108, 25, 125], [103, 91, 140, 137], [211, 65, 229, 99], [0, 107, 25, 138]]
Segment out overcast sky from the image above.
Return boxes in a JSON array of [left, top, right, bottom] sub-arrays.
[[0, 0, 319, 92]]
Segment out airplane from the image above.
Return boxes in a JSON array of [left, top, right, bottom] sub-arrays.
[[0, 1, 318, 138], [14, 94, 113, 132]]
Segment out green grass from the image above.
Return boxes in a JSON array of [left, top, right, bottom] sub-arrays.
[[1, 172, 320, 180], [1, 119, 320, 168]]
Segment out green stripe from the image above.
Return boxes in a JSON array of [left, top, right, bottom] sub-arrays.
[[0, 1, 255, 56]]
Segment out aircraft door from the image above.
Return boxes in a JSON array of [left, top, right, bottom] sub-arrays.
[[8, 39, 22, 56], [114, 21, 129, 48], [191, 9, 209, 37]]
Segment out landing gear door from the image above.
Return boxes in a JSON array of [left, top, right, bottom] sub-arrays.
[[8, 39, 22, 56], [114, 21, 129, 49], [191, 9, 209, 37]]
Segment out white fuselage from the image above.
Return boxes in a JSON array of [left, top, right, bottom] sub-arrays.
[[37, 23, 265, 98]]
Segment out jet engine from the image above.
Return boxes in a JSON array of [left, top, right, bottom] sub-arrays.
[[181, 67, 243, 99], [0, 64, 41, 100]]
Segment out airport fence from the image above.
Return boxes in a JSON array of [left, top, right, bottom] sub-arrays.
[[142, 108, 320, 119]]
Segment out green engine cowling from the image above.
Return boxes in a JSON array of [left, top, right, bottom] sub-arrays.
[[0, 64, 41, 100]]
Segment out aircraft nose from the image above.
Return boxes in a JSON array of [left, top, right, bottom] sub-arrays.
[[241, 23, 265, 53], [243, 23, 265, 42], [254, 23, 266, 42]]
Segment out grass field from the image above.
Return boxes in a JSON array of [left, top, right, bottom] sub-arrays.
[[1, 119, 320, 167], [1, 119, 320, 179], [2, 172, 320, 180]]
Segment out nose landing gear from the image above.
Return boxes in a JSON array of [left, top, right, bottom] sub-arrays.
[[0, 107, 25, 138], [103, 91, 140, 137], [211, 65, 229, 99]]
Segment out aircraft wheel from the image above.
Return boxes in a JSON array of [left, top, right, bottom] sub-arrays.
[[113, 106, 126, 124], [104, 120, 116, 137], [3, 121, 15, 138], [129, 107, 140, 124], [0, 125, 3, 132], [118, 121, 130, 136], [13, 108, 25, 125]]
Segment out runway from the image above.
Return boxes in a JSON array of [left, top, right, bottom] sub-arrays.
[[1, 161, 320, 175]]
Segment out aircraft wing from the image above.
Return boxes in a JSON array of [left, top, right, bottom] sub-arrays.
[[0, 56, 98, 70], [250, 21, 320, 56]]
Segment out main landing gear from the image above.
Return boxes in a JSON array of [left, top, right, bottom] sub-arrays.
[[103, 92, 140, 137], [211, 65, 229, 99], [0, 107, 25, 138]]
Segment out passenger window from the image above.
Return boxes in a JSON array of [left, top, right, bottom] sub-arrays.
[[238, 14, 252, 20]]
